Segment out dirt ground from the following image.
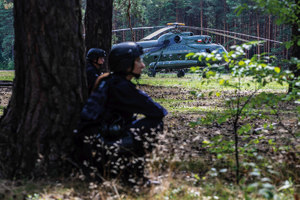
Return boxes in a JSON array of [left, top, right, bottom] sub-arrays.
[[141, 84, 299, 160], [0, 84, 299, 199], [0, 84, 299, 158], [0, 86, 11, 109]]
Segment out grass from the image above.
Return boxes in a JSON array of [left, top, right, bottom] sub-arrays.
[[1, 158, 297, 200], [0, 71, 298, 199], [0, 70, 288, 92], [0, 70, 13, 117], [154, 98, 225, 113], [136, 73, 288, 92], [0, 106, 3, 116], [0, 70, 14, 81]]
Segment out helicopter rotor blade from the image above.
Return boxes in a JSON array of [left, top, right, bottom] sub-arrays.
[[112, 26, 165, 33], [183, 26, 251, 43], [112, 26, 177, 41], [112, 24, 282, 45], [140, 26, 175, 41], [182, 26, 282, 44]]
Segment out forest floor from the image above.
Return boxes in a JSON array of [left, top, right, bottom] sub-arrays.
[[0, 81, 299, 199]]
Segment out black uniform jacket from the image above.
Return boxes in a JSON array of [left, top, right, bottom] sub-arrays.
[[107, 74, 167, 124], [86, 62, 100, 94], [81, 74, 168, 126]]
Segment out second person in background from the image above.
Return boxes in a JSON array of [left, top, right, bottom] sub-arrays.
[[85, 48, 106, 95]]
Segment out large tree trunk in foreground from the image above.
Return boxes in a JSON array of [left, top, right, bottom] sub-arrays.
[[288, 0, 300, 92], [0, 0, 86, 178], [85, 0, 113, 72]]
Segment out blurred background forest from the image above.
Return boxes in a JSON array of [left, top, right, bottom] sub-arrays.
[[0, 0, 292, 69]]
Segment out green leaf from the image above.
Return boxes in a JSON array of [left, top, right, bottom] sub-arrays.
[[238, 124, 252, 134], [216, 92, 221, 97], [254, 139, 260, 144], [203, 140, 210, 144], [206, 71, 216, 77], [217, 154, 223, 159], [219, 79, 225, 85], [194, 174, 200, 181], [190, 91, 197, 95], [268, 139, 275, 145], [217, 115, 228, 124], [238, 60, 245, 66], [285, 41, 293, 49], [274, 67, 281, 73], [186, 52, 195, 58], [190, 66, 197, 72]]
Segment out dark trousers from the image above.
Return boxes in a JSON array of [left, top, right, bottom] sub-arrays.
[[74, 117, 163, 182]]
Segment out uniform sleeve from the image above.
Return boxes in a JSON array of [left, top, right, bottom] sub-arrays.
[[86, 69, 99, 92], [110, 81, 168, 119]]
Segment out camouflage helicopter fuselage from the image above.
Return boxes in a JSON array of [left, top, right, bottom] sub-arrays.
[[137, 31, 227, 76]]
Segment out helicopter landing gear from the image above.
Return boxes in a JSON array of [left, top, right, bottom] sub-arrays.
[[177, 69, 185, 78], [148, 69, 156, 77]]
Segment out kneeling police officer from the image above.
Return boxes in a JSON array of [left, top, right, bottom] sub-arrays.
[[77, 42, 167, 185], [86, 48, 106, 95]]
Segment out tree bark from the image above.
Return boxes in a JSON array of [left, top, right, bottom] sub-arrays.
[[288, 15, 300, 92], [85, 0, 113, 72], [200, 0, 203, 35], [0, 0, 86, 178]]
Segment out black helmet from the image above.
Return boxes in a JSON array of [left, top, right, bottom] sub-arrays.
[[86, 48, 106, 61], [109, 42, 143, 73]]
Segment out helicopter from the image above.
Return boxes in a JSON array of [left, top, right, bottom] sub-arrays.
[[135, 23, 228, 77]]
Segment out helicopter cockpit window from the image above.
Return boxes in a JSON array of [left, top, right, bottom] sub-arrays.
[[174, 35, 182, 43], [217, 47, 227, 53]]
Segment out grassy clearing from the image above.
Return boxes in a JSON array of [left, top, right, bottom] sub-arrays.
[[0, 70, 14, 81], [154, 98, 225, 113], [137, 73, 288, 92], [156, 100, 225, 113], [0, 71, 298, 199]]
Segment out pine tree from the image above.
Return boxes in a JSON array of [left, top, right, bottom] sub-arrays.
[[0, 0, 86, 178]]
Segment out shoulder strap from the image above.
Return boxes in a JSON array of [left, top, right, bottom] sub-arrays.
[[92, 72, 110, 93], [80, 74, 111, 121]]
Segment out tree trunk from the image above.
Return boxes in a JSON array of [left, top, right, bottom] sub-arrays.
[[85, 0, 113, 72], [0, 0, 86, 178], [176, 1, 179, 22], [256, 13, 260, 55], [288, 9, 300, 92], [200, 0, 203, 35]]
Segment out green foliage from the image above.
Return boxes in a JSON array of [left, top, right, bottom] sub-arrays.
[[0, 1, 14, 69], [191, 42, 299, 188], [251, 0, 299, 27], [26, 193, 41, 200], [113, 0, 147, 27], [237, 0, 300, 51]]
